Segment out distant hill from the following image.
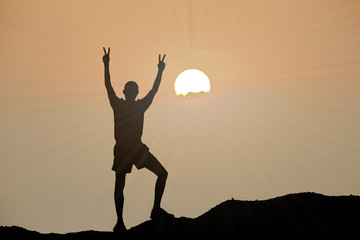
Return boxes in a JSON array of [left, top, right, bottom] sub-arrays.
[[2, 192, 360, 238]]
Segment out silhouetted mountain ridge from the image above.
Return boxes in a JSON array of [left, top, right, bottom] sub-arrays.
[[2, 192, 360, 238]]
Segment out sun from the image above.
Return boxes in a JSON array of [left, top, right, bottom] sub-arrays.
[[175, 69, 211, 96]]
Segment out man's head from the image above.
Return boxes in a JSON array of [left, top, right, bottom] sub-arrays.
[[123, 81, 139, 101]]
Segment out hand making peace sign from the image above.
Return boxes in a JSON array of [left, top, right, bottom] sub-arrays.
[[103, 47, 110, 64], [158, 54, 166, 72]]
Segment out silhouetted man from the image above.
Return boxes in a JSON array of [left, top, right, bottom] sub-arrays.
[[102, 47, 170, 232]]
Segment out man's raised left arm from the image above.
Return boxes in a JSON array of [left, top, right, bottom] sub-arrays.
[[143, 54, 166, 104]]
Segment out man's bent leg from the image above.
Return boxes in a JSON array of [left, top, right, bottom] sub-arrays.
[[114, 171, 126, 232], [143, 154, 170, 218]]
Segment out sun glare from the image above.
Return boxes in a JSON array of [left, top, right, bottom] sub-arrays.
[[175, 69, 211, 96]]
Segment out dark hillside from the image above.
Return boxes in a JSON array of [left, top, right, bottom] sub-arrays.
[[2, 192, 360, 238]]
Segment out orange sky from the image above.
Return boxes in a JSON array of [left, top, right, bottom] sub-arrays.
[[1, 0, 360, 233]]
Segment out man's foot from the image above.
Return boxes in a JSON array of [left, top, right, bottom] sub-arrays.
[[113, 221, 126, 233], [150, 207, 174, 220]]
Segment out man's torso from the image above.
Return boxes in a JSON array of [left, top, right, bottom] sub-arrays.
[[112, 99, 146, 146]]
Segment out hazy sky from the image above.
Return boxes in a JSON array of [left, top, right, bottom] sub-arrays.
[[1, 0, 359, 233]]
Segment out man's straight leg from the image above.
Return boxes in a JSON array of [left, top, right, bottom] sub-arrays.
[[114, 171, 126, 232]]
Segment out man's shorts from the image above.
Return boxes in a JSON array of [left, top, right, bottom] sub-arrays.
[[112, 143, 159, 173]]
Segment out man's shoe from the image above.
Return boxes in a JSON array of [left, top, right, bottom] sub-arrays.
[[150, 207, 174, 220]]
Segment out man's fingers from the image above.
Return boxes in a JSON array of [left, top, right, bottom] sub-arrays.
[[159, 54, 161, 62], [162, 54, 166, 62], [103, 47, 110, 55]]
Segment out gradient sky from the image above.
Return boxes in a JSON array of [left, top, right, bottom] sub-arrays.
[[1, 0, 359, 233]]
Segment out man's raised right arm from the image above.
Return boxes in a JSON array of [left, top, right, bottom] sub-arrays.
[[103, 47, 117, 101]]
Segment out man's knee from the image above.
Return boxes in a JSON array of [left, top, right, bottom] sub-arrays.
[[159, 168, 168, 180], [115, 172, 126, 190]]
